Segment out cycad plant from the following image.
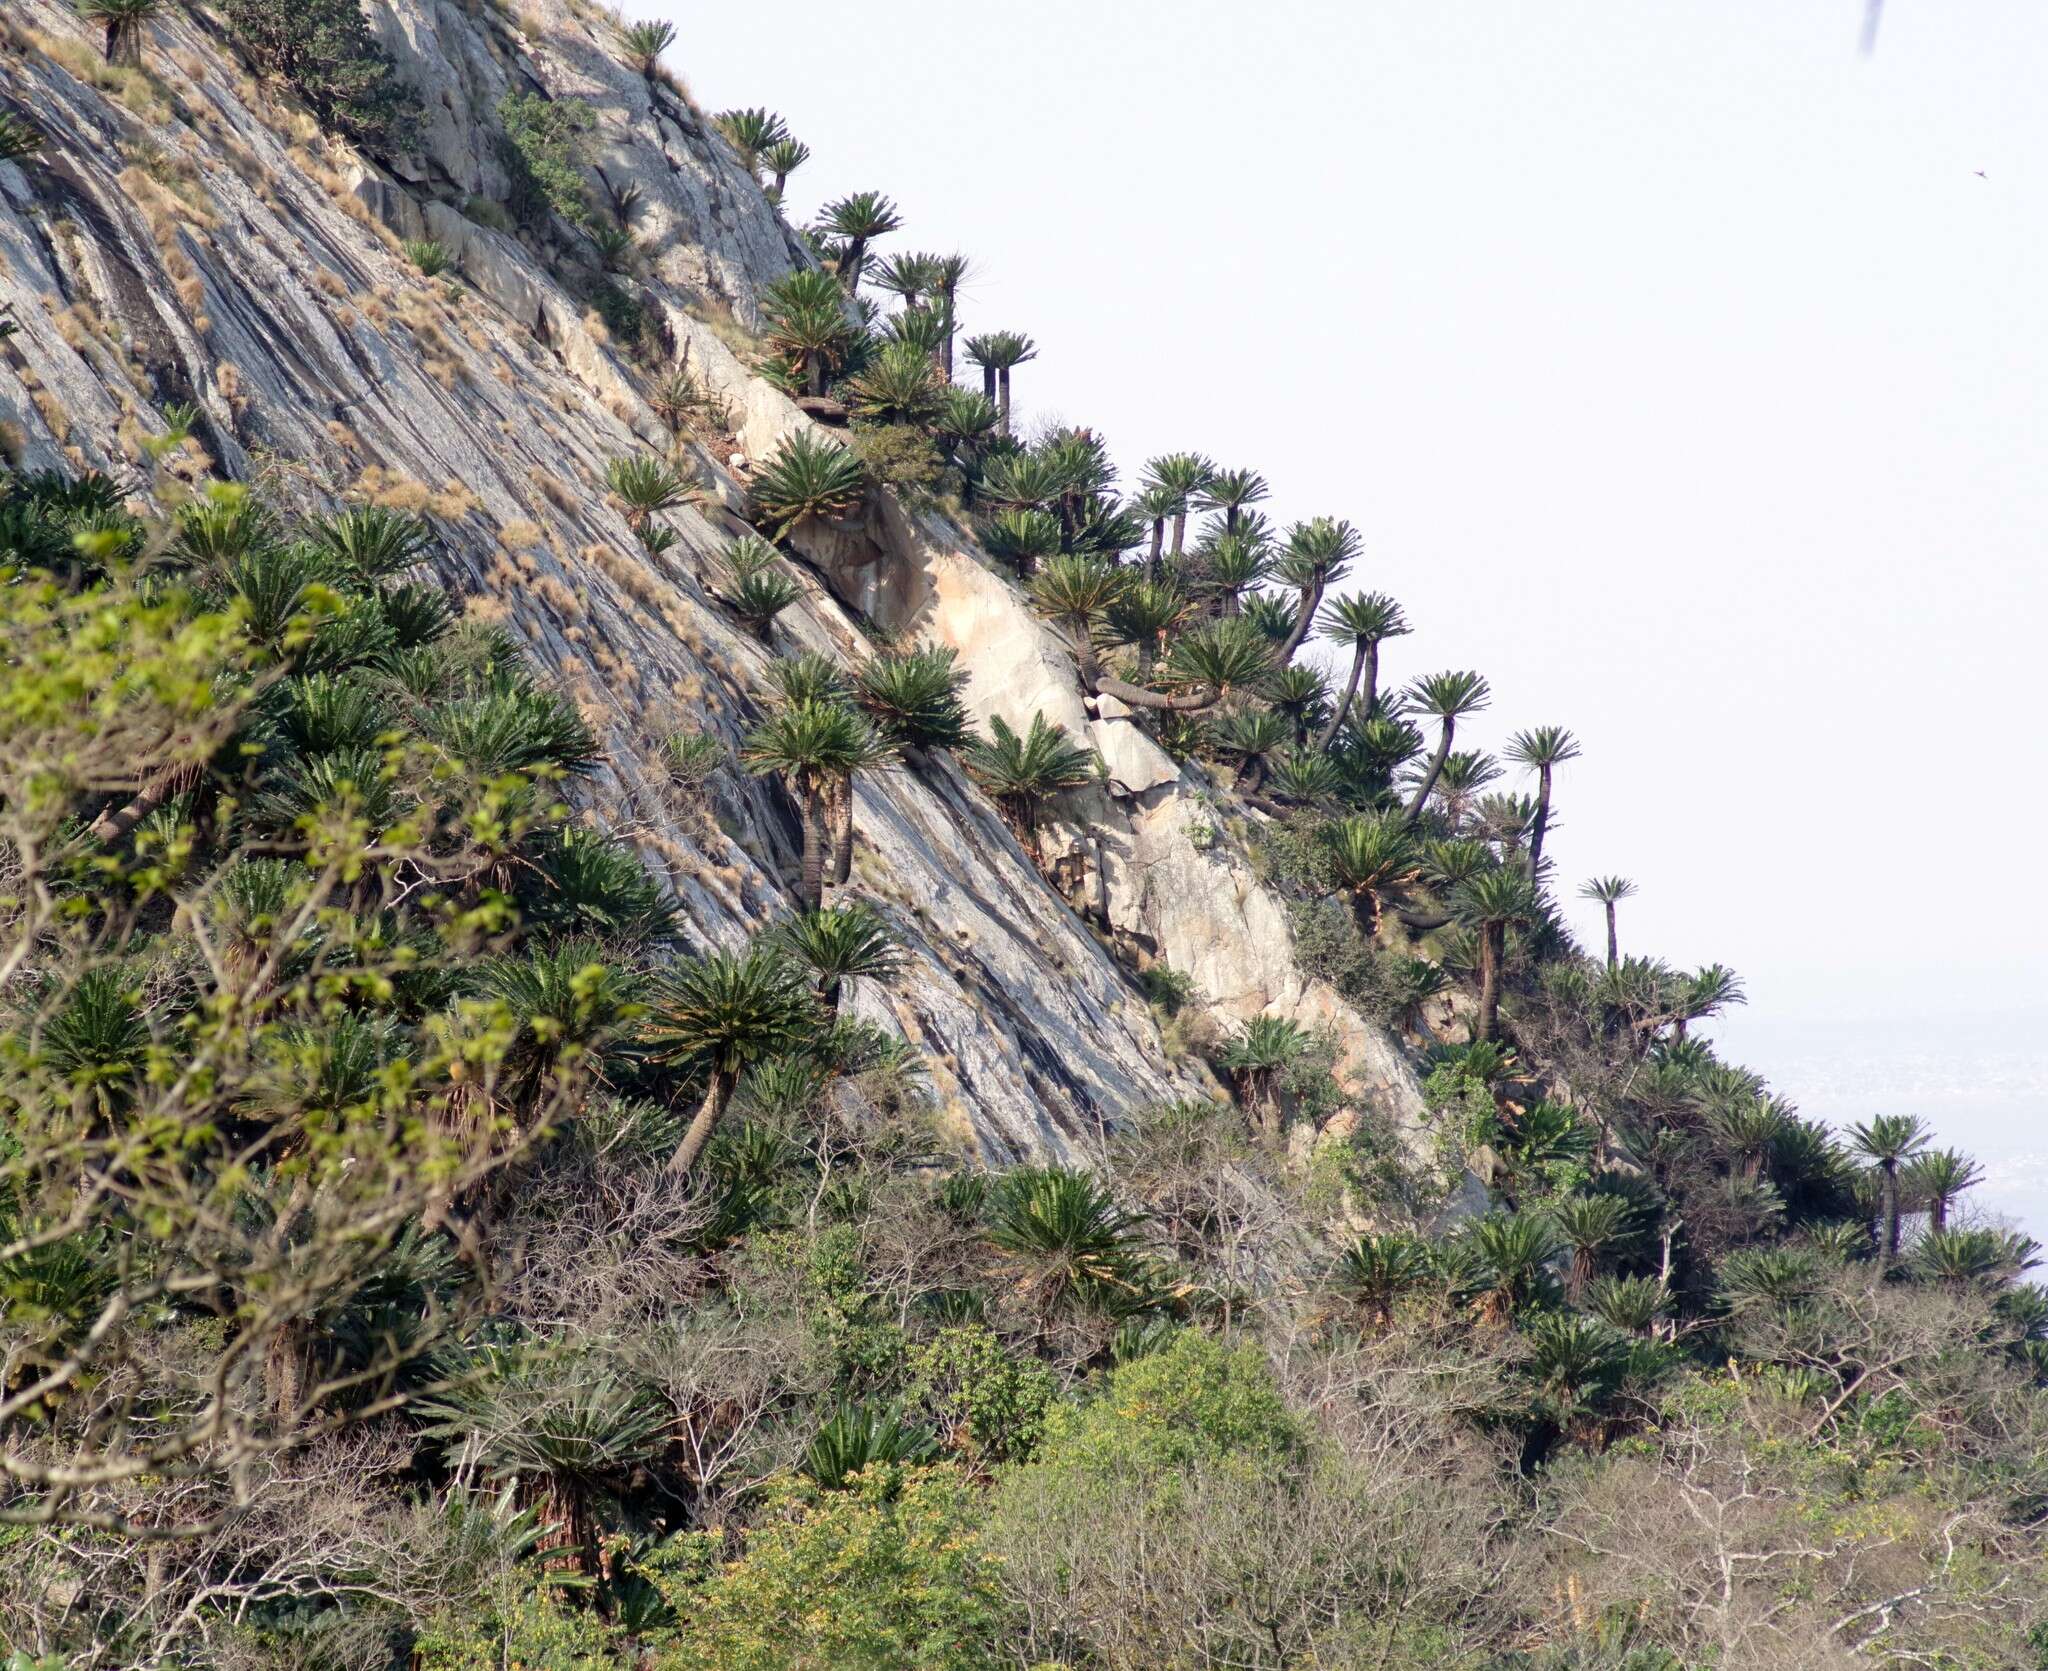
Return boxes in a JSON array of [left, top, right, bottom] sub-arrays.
[[751, 431, 867, 537], [962, 712, 1098, 862], [1196, 466, 1270, 534], [1103, 579, 1189, 679], [853, 646, 972, 750], [1470, 1211, 1561, 1324], [1504, 725, 1580, 874], [986, 1167, 1148, 1325], [1909, 1147, 1982, 1233], [1219, 1014, 1311, 1145], [773, 903, 905, 1015], [1848, 1113, 1930, 1260], [762, 269, 854, 397], [846, 339, 941, 424], [1333, 1232, 1431, 1329], [1579, 874, 1637, 969], [1709, 1093, 1791, 1184], [763, 137, 810, 201], [1272, 517, 1361, 662], [644, 947, 816, 1177], [1201, 529, 1271, 617], [1327, 812, 1418, 937], [1585, 1273, 1668, 1336], [1139, 452, 1215, 565], [1403, 671, 1491, 827], [617, 18, 675, 76], [1314, 591, 1409, 750], [800, 1401, 939, 1491], [820, 190, 902, 290], [605, 455, 694, 532], [717, 535, 802, 642], [1210, 707, 1293, 793], [1551, 1193, 1635, 1303], [1916, 1227, 2040, 1284], [713, 108, 789, 180], [742, 700, 895, 909], [963, 331, 1037, 435], [1267, 746, 1343, 805], [80, 0, 165, 66], [1458, 865, 1539, 1043]]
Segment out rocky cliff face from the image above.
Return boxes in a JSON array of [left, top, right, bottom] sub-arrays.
[[0, 0, 1433, 1165]]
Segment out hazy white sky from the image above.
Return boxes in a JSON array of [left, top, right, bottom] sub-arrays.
[[666, 1, 2045, 1137]]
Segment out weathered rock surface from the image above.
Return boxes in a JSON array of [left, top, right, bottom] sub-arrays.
[[0, 0, 1439, 1166]]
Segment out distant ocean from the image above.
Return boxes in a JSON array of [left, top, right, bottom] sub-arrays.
[[1713, 1009, 2047, 1242]]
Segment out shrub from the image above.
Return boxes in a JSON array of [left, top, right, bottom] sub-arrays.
[[849, 422, 945, 509], [497, 90, 595, 230], [220, 0, 421, 151], [403, 238, 452, 277]]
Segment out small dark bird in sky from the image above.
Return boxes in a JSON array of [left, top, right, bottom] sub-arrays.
[[1975, 170, 1989, 179]]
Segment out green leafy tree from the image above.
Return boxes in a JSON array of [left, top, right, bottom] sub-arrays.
[[1552, 1193, 1635, 1303], [712, 107, 788, 180], [1458, 864, 1539, 1043], [773, 903, 905, 1015], [987, 1167, 1149, 1325], [79, 0, 165, 66], [743, 699, 894, 909], [717, 535, 802, 641], [1220, 1014, 1312, 1144], [223, 0, 422, 148], [854, 646, 972, 750], [762, 269, 855, 397], [0, 113, 44, 165], [751, 431, 868, 537], [1314, 591, 1409, 750], [763, 136, 810, 200], [820, 190, 903, 290], [1910, 1147, 1983, 1234], [1327, 811, 1418, 938], [617, 17, 675, 77]]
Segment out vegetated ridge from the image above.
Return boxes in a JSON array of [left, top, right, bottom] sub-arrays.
[[1, 4, 2044, 1668]]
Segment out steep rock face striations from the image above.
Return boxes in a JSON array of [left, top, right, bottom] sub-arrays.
[[0, 0, 1431, 1162]]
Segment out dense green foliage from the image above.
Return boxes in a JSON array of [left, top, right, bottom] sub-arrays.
[[221, 0, 420, 149]]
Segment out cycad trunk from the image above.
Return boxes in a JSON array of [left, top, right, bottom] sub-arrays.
[[1147, 520, 1164, 578], [1603, 903, 1618, 970], [798, 776, 829, 910], [981, 363, 997, 403], [1931, 1194, 1949, 1233], [1171, 511, 1188, 557], [1529, 766, 1554, 873], [667, 1069, 736, 1178], [1276, 581, 1324, 666], [998, 367, 1013, 436], [1404, 718, 1457, 827], [829, 773, 855, 885], [1315, 640, 1374, 752], [1882, 1161, 1902, 1260], [1477, 921, 1505, 1042]]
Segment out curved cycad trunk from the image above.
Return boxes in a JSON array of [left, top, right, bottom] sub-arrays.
[[1276, 580, 1325, 666], [1315, 640, 1376, 752], [1404, 717, 1457, 827], [667, 1068, 736, 1178]]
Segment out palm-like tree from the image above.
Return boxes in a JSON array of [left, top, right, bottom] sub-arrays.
[[1585, 1274, 1668, 1336], [987, 1167, 1148, 1325], [751, 431, 868, 537], [1848, 1114, 1930, 1261], [1504, 726, 1580, 874], [980, 507, 1062, 578], [1333, 1232, 1431, 1329], [718, 535, 801, 642], [1265, 663, 1329, 743], [763, 138, 809, 200], [1551, 1194, 1634, 1303], [0, 114, 42, 166], [854, 647, 972, 750], [774, 904, 905, 1015], [1196, 467, 1270, 534], [645, 947, 815, 1177], [963, 331, 1037, 435], [1220, 1015, 1311, 1144], [924, 252, 971, 377], [1579, 875, 1636, 969], [846, 340, 941, 424], [1202, 529, 1271, 617], [712, 108, 789, 181], [762, 269, 854, 397], [1327, 812, 1418, 937], [1909, 1147, 1982, 1234], [1710, 1094, 1791, 1183], [821, 191, 902, 290], [1140, 453, 1215, 564], [743, 700, 895, 909], [1470, 1212, 1560, 1324], [604, 455, 694, 532], [1104, 578, 1189, 678], [1272, 517, 1360, 664], [962, 712, 1098, 861], [801, 1402, 939, 1490], [1314, 592, 1409, 750], [1458, 864, 1539, 1042], [1210, 706, 1292, 793], [79, 0, 164, 66], [618, 18, 676, 77], [1402, 671, 1491, 827], [1915, 1227, 2040, 1284]]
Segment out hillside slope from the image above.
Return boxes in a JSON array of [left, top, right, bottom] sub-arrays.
[[0, 0, 1430, 1167]]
